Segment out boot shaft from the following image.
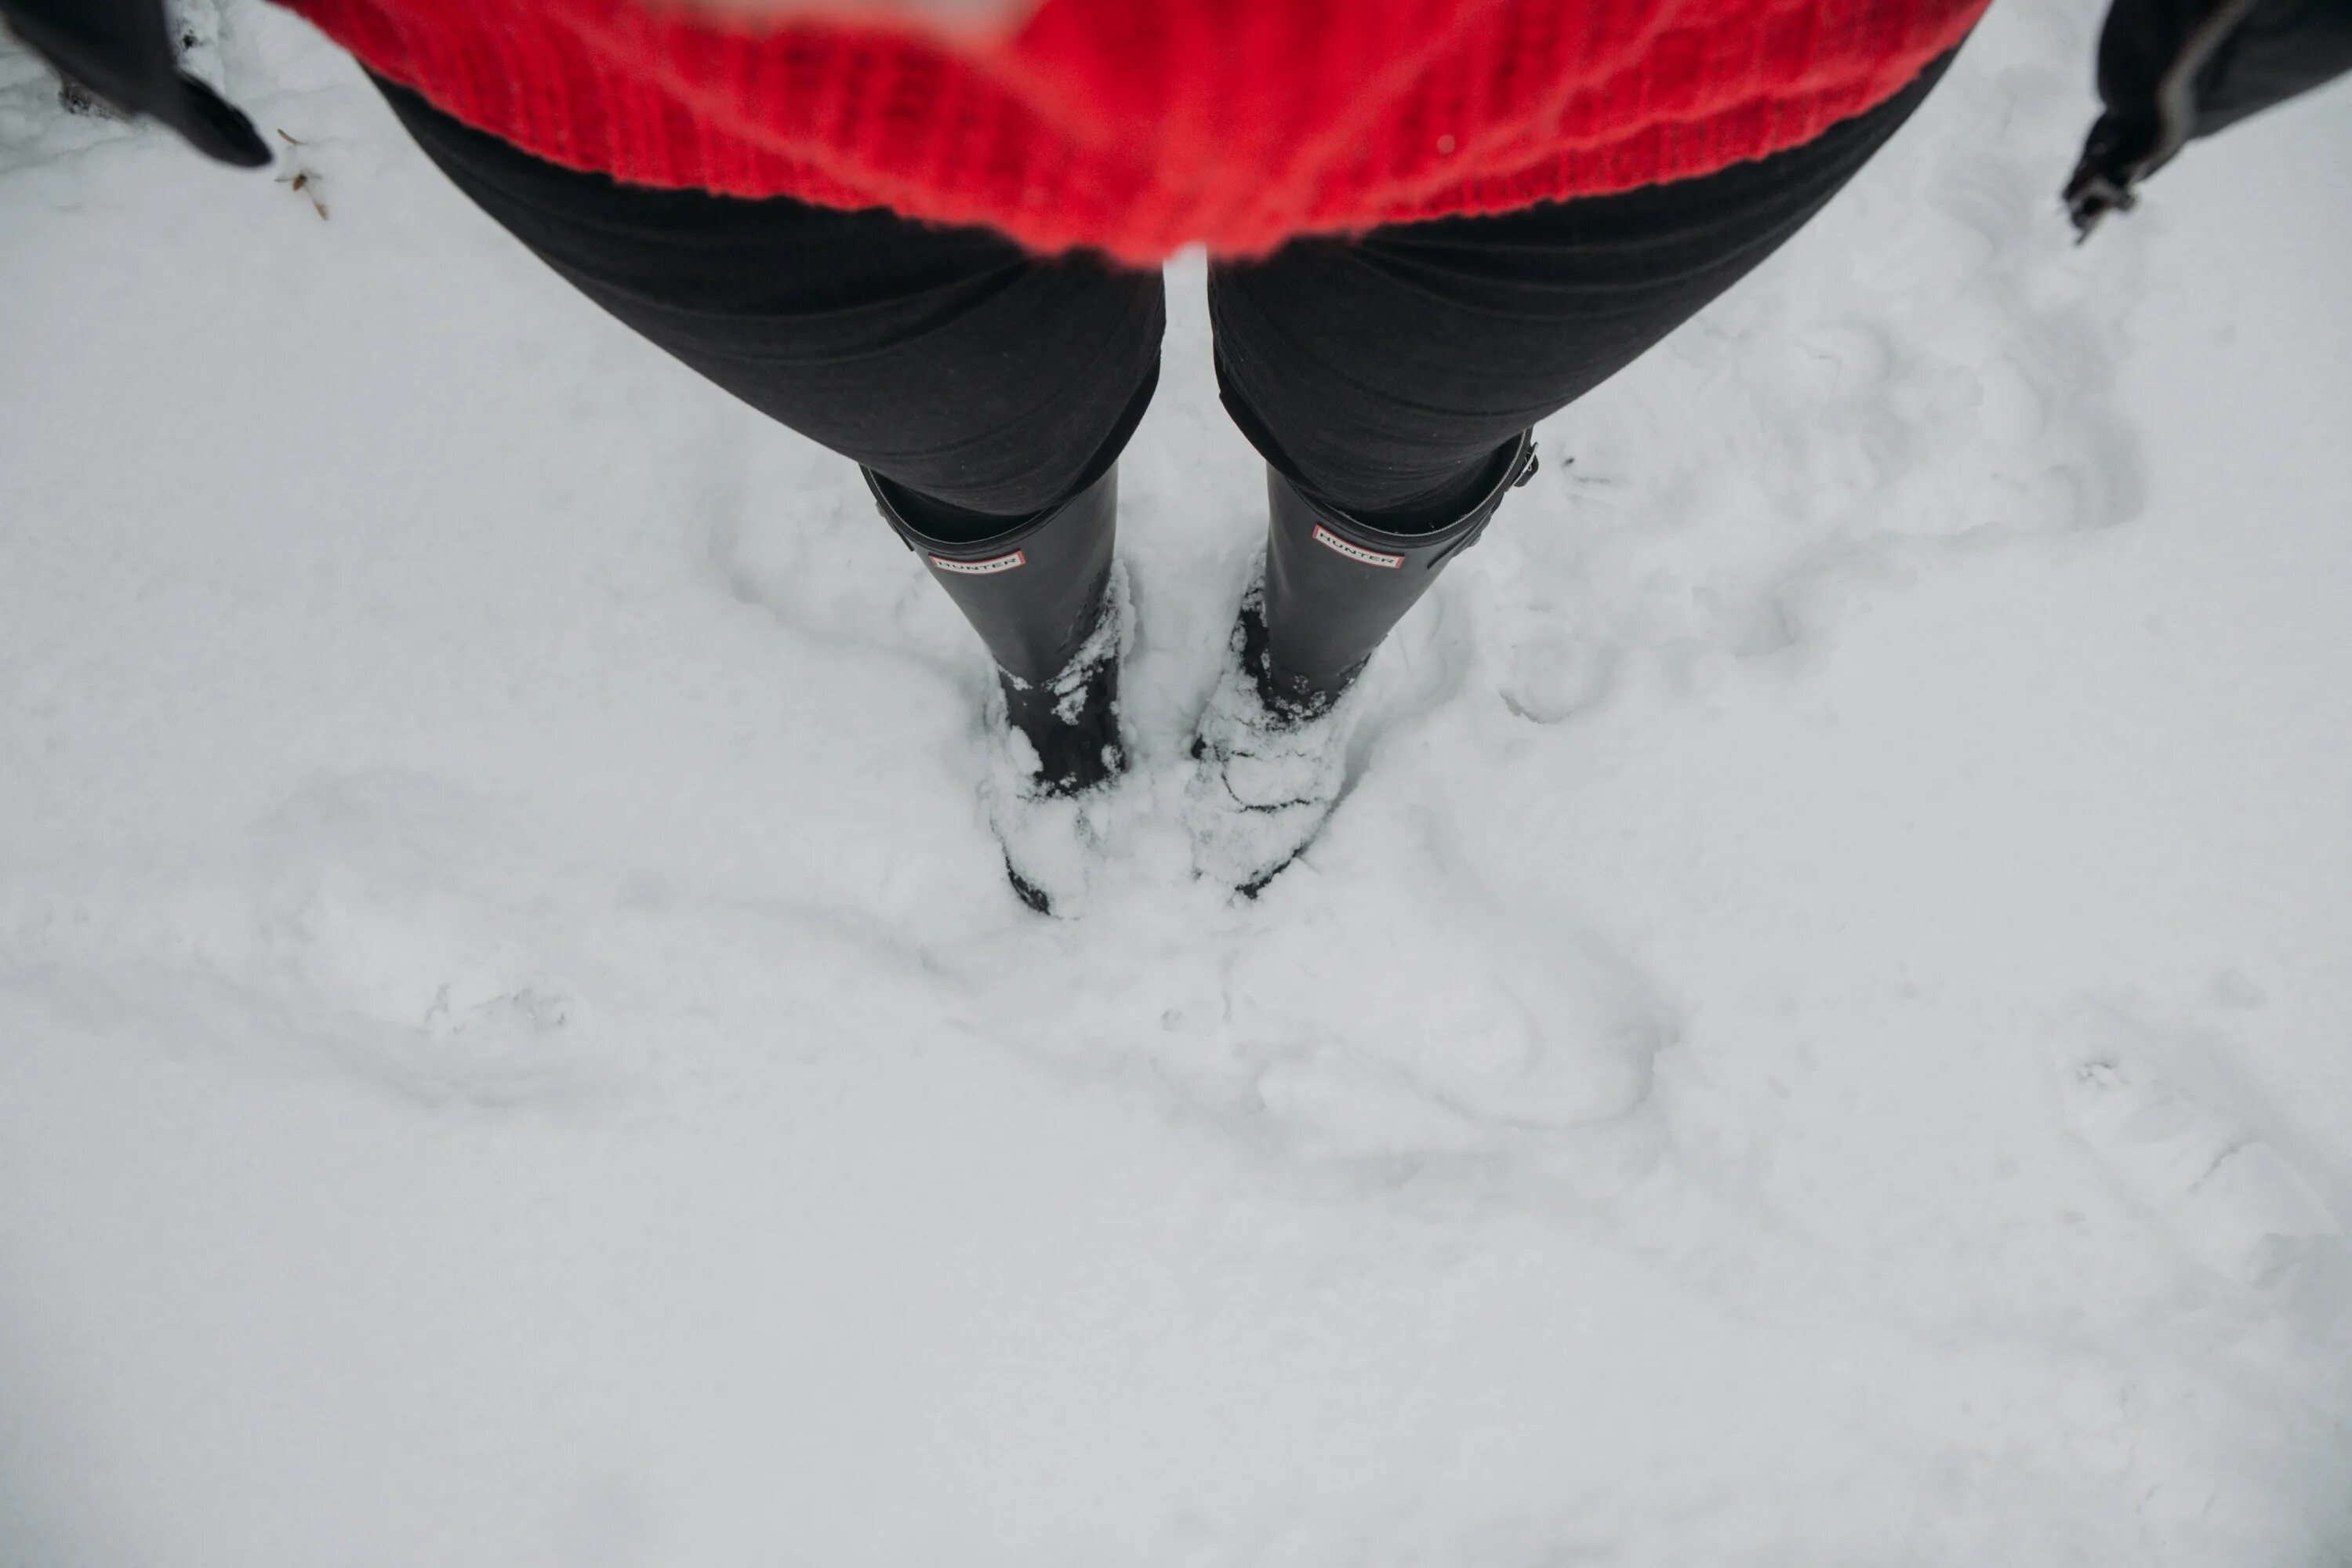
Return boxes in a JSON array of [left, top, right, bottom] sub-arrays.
[[866, 465, 1120, 686], [1260, 430, 1537, 711]]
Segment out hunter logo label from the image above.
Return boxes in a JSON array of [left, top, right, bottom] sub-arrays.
[[931, 550, 1026, 575], [1312, 524, 1403, 568]]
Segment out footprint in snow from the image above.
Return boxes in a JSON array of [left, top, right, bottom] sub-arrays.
[[1221, 851, 1670, 1159], [238, 772, 586, 1104], [2060, 1025, 2344, 1284]]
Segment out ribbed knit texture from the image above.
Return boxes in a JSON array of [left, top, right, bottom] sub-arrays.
[[275, 0, 1987, 263]]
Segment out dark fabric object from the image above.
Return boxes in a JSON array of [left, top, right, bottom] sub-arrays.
[[2, 0, 270, 164], [2099, 0, 2352, 139], [376, 59, 1952, 529], [1255, 432, 1537, 712], [1207, 49, 1953, 519], [2187, 0, 2352, 134], [2067, 0, 2352, 234], [378, 75, 1165, 521]]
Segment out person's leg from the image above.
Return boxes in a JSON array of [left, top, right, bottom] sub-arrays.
[[1189, 54, 1955, 893], [377, 78, 1163, 818], [1206, 51, 1953, 716], [1210, 52, 1954, 528], [380, 78, 1165, 526]]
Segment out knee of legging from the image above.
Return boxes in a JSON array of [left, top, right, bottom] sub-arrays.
[[1207, 269, 1519, 519], [883, 339, 1163, 523], [1209, 347, 1499, 521], [881, 269, 1166, 519]]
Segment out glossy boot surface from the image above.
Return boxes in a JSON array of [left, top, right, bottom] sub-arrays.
[[1258, 430, 1537, 713], [866, 464, 1127, 798], [1188, 432, 1537, 895]]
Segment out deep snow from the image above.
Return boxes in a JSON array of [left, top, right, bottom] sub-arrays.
[[3, 3, 2350, 1563]]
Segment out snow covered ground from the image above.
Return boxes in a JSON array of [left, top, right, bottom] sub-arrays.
[[4, 2, 2350, 1562]]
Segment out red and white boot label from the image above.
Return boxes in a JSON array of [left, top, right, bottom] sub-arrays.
[[930, 550, 1027, 575], [1311, 524, 1403, 569]]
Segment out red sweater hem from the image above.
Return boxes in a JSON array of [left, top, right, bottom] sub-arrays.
[[276, 0, 1988, 264]]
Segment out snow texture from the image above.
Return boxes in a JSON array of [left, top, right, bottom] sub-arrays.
[[3, 3, 2351, 1563]]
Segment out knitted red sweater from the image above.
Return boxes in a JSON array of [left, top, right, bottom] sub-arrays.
[[277, 0, 1987, 263]]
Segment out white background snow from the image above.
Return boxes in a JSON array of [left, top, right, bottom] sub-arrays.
[[3, 2, 2350, 1562]]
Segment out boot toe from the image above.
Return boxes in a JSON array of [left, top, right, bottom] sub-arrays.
[[1183, 625, 1357, 895]]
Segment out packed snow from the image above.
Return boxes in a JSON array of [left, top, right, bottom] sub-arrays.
[[4, 2, 2350, 1563]]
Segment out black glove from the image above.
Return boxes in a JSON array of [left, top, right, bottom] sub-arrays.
[[2069, 0, 2352, 237], [2, 0, 271, 165]]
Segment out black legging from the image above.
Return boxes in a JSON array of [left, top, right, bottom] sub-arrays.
[[378, 51, 1950, 531]]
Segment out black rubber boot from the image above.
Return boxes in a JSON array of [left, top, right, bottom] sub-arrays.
[[1183, 431, 1537, 897], [1258, 430, 1538, 716], [865, 464, 1126, 798]]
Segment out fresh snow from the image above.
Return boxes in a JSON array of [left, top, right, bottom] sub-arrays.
[[3, 3, 2350, 1563]]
